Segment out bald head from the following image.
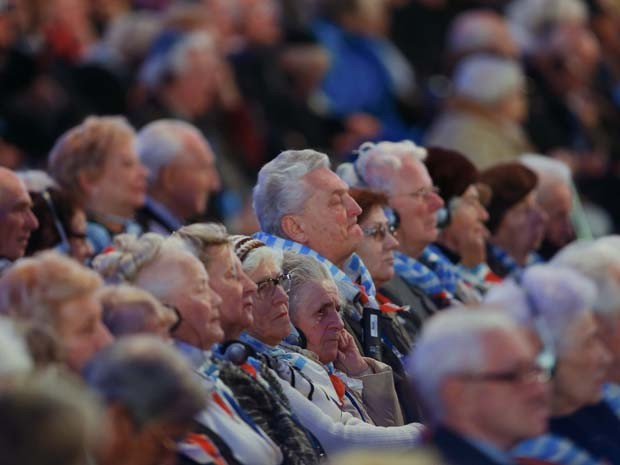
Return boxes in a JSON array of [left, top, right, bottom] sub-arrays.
[[0, 168, 38, 261]]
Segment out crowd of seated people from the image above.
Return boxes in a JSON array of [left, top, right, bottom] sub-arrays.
[[3, 1, 620, 465]]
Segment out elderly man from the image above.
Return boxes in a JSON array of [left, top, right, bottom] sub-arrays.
[[337, 141, 476, 308], [253, 148, 416, 421], [408, 308, 551, 465], [0, 167, 39, 272], [520, 154, 575, 260], [136, 119, 221, 234]]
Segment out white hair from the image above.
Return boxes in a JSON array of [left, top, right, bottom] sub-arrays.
[[137, 119, 209, 184], [253, 149, 330, 237], [336, 140, 427, 195], [507, 0, 588, 52], [484, 264, 596, 353], [242, 246, 283, 276], [15, 170, 58, 193], [407, 307, 519, 423], [140, 31, 215, 89], [453, 54, 525, 105], [520, 154, 572, 185], [552, 239, 620, 318], [0, 317, 33, 379], [448, 10, 508, 54]]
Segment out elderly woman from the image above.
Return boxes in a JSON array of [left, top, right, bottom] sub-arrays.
[[485, 265, 618, 464], [0, 251, 113, 372], [100, 284, 178, 340], [349, 187, 431, 342], [84, 336, 205, 465], [48, 116, 148, 254], [231, 235, 423, 453], [480, 162, 547, 277], [424, 147, 500, 293], [92, 233, 283, 465]]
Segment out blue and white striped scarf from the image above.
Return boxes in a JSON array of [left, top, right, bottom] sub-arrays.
[[487, 243, 544, 277], [393, 247, 457, 300], [253, 231, 378, 307]]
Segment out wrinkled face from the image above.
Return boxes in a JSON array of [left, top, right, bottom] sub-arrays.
[[205, 245, 257, 340], [56, 293, 113, 372], [496, 192, 547, 255], [246, 258, 291, 346], [389, 158, 444, 258], [291, 167, 363, 265], [174, 48, 219, 117], [68, 209, 93, 264], [539, 182, 573, 248], [164, 133, 220, 220], [443, 185, 489, 255], [554, 312, 611, 408], [455, 329, 551, 449], [596, 312, 620, 384], [89, 138, 148, 216], [290, 279, 344, 364], [356, 205, 398, 286], [168, 254, 224, 349], [0, 175, 38, 260]]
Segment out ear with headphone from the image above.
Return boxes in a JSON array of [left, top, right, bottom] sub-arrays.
[[436, 206, 451, 229]]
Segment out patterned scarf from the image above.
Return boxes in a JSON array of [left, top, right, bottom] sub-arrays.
[[253, 231, 378, 307], [393, 248, 456, 304], [487, 243, 544, 277]]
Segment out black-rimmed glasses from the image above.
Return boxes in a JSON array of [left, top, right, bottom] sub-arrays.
[[456, 364, 551, 385], [256, 273, 291, 298]]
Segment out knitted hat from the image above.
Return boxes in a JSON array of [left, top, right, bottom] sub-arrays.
[[230, 235, 267, 264], [479, 162, 538, 234], [425, 147, 479, 204]]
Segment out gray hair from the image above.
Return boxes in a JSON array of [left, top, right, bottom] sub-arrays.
[[140, 31, 215, 89], [137, 119, 209, 184], [175, 222, 230, 268], [281, 252, 334, 319], [520, 153, 572, 185], [241, 246, 283, 276], [84, 335, 205, 429], [253, 149, 330, 236], [408, 307, 519, 423], [453, 54, 525, 105], [484, 264, 596, 353], [336, 140, 427, 195], [552, 239, 620, 318], [448, 10, 510, 54], [92, 233, 195, 302]]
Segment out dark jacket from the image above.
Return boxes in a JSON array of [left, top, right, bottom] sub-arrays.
[[432, 426, 516, 465]]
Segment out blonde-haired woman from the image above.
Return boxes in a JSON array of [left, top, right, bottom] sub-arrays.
[[48, 116, 148, 254], [0, 251, 112, 372]]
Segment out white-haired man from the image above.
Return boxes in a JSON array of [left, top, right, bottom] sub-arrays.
[[408, 308, 551, 465], [0, 167, 39, 273], [136, 119, 221, 234], [253, 149, 417, 421], [520, 154, 574, 259]]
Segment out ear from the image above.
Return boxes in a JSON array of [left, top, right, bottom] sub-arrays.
[[281, 214, 308, 244], [158, 165, 176, 192], [440, 377, 467, 417], [77, 170, 98, 199]]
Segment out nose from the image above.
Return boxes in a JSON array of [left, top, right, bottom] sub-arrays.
[[273, 283, 289, 305], [241, 270, 257, 295], [210, 169, 221, 192], [427, 191, 444, 212], [329, 310, 345, 332], [385, 230, 399, 250], [345, 194, 362, 217], [596, 339, 613, 368], [210, 287, 223, 309], [478, 204, 490, 222], [95, 322, 114, 351], [25, 209, 38, 230]]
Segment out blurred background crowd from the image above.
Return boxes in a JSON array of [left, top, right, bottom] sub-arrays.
[[3, 1, 620, 465]]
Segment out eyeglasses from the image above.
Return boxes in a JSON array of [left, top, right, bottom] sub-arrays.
[[393, 186, 440, 201], [362, 223, 396, 241], [457, 364, 551, 385], [255, 273, 292, 298]]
